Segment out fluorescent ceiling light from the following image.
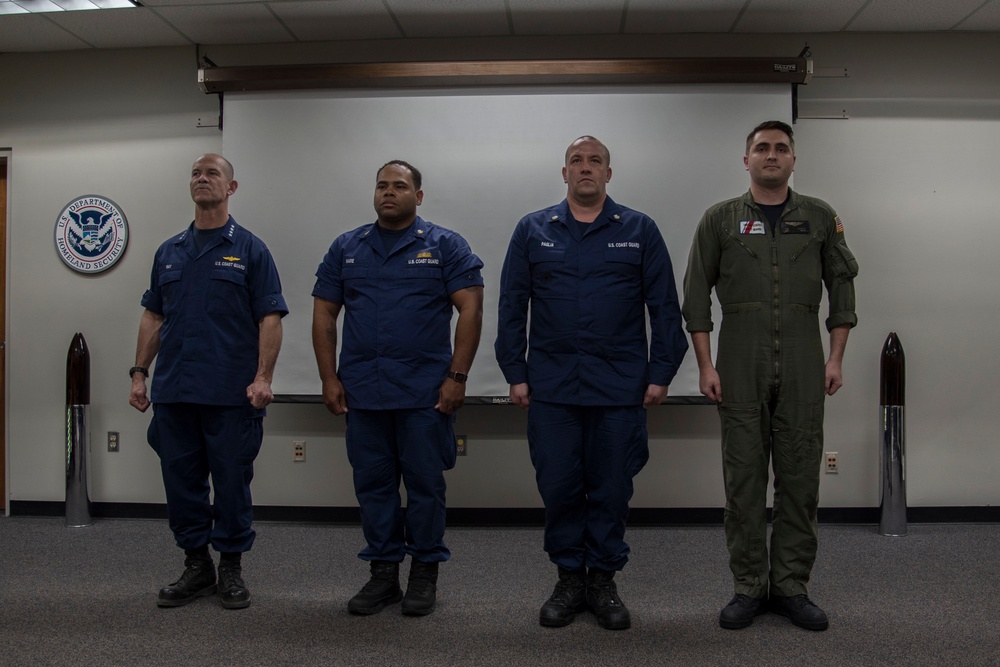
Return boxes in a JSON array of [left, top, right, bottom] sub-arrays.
[[0, 0, 137, 13]]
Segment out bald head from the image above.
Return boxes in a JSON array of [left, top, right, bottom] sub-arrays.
[[565, 136, 611, 167], [194, 153, 234, 181]]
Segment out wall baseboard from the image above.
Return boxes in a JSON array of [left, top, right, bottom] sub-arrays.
[[8, 501, 1000, 525]]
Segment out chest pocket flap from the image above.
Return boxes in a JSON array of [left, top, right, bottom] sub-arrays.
[[604, 249, 641, 265], [528, 248, 566, 263], [158, 269, 183, 287], [342, 266, 369, 280], [209, 268, 247, 286]]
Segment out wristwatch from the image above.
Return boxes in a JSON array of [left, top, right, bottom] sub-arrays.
[[447, 371, 468, 383], [129, 366, 148, 379]]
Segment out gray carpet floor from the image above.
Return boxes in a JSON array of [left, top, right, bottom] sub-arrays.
[[1, 517, 998, 666]]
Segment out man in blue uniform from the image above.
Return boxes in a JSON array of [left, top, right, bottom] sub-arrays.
[[495, 136, 688, 630], [683, 121, 858, 631], [129, 153, 287, 610], [312, 160, 484, 617]]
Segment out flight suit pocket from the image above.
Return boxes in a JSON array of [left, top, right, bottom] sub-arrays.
[[826, 242, 859, 281], [772, 401, 823, 477], [722, 231, 762, 302], [788, 235, 823, 304], [719, 403, 764, 469]]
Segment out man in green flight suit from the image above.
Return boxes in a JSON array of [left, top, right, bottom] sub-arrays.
[[682, 120, 858, 632]]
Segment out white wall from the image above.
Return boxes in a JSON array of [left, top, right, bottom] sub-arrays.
[[3, 33, 999, 510]]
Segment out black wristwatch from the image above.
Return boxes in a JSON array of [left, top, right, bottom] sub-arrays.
[[447, 371, 468, 383], [129, 366, 148, 379]]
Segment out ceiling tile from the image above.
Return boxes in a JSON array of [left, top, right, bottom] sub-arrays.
[[736, 0, 868, 33], [954, 0, 1000, 30], [270, 0, 399, 42], [386, 0, 509, 38], [508, 0, 623, 35], [2, 0, 1000, 54], [153, 3, 295, 44], [0, 12, 91, 50], [847, 0, 990, 31], [46, 7, 190, 48], [624, 0, 744, 33]]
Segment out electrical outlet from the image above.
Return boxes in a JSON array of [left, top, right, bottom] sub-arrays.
[[825, 451, 839, 474], [108, 431, 120, 452], [456, 435, 467, 456], [293, 440, 306, 462]]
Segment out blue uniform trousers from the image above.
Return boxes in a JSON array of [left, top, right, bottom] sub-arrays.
[[346, 408, 457, 563], [527, 401, 649, 572], [148, 403, 263, 553]]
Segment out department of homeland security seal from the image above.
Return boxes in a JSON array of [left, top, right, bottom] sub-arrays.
[[54, 195, 129, 274]]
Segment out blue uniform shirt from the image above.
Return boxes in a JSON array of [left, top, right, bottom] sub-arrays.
[[313, 217, 484, 410], [141, 217, 288, 406], [495, 197, 688, 406]]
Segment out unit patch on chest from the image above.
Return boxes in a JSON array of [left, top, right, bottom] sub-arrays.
[[739, 220, 766, 235], [780, 220, 810, 234]]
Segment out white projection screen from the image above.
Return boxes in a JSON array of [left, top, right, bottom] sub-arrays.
[[223, 84, 792, 401]]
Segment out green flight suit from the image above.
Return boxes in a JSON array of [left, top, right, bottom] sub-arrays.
[[682, 189, 858, 598]]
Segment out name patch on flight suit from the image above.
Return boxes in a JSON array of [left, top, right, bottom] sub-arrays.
[[408, 250, 441, 266], [780, 220, 810, 234], [739, 220, 766, 235]]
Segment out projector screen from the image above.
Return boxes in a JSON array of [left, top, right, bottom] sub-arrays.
[[223, 84, 792, 400]]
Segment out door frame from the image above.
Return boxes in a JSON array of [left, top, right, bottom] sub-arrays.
[[1, 151, 9, 515]]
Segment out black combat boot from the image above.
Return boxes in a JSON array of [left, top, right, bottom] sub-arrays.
[[401, 560, 439, 616], [157, 554, 217, 607], [348, 561, 403, 615], [586, 569, 631, 630], [719, 594, 768, 629], [770, 594, 829, 631], [539, 567, 587, 627], [218, 555, 251, 610]]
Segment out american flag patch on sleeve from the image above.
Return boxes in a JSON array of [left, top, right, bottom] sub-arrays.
[[834, 215, 845, 233]]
